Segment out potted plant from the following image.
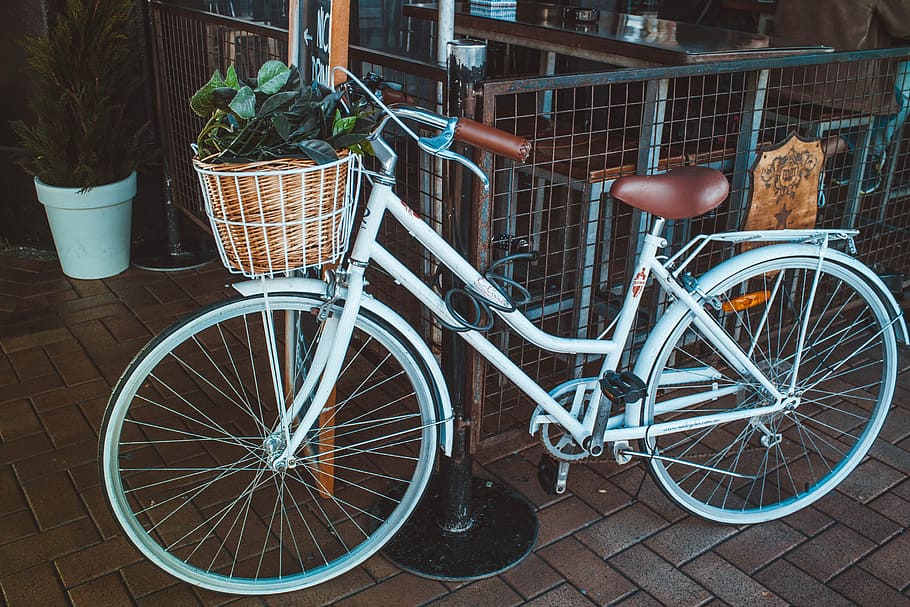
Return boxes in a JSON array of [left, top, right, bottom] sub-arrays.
[[189, 60, 375, 277], [11, 0, 148, 279], [190, 60, 374, 164]]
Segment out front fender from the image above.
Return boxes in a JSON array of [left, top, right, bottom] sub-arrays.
[[232, 278, 453, 456]]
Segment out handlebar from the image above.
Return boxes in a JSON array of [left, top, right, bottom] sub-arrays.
[[455, 118, 531, 164], [390, 105, 530, 164], [335, 69, 531, 189]]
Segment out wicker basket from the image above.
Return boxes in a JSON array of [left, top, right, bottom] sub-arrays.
[[192, 152, 360, 278]]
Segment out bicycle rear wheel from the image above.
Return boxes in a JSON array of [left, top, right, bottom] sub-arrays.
[[640, 253, 898, 523], [100, 293, 440, 594]]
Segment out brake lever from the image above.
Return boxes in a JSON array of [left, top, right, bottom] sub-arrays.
[[433, 146, 490, 191], [417, 120, 490, 191]]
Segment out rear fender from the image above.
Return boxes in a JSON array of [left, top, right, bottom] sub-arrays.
[[631, 244, 907, 427]]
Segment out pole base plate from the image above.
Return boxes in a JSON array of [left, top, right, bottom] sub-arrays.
[[132, 241, 215, 272], [379, 476, 538, 581]]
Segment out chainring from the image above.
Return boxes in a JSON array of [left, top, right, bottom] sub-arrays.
[[534, 380, 600, 461]]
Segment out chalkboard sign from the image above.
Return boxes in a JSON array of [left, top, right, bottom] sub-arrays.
[[291, 0, 349, 87]]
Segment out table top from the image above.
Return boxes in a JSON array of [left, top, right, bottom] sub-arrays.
[[404, 2, 830, 66]]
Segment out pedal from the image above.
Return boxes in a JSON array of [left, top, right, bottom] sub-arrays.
[[589, 372, 646, 457], [599, 371, 646, 405], [537, 454, 570, 495], [587, 389, 610, 457]]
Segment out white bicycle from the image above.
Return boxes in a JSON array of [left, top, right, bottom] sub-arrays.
[[100, 71, 907, 594]]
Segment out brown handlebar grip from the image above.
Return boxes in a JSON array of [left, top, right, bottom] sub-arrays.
[[454, 118, 531, 163], [381, 87, 417, 105]]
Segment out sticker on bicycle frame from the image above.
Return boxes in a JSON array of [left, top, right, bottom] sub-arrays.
[[473, 278, 510, 308], [399, 198, 422, 220], [631, 268, 648, 298]]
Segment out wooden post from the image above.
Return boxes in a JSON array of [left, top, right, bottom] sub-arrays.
[[328, 0, 349, 86]]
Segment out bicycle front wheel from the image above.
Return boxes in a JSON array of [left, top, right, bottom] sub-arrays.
[[100, 293, 440, 594], [640, 253, 898, 524]]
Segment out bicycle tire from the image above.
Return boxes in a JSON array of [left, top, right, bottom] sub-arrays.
[[638, 252, 898, 523], [99, 293, 440, 594]]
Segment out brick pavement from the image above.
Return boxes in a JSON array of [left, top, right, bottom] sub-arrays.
[[0, 254, 907, 606]]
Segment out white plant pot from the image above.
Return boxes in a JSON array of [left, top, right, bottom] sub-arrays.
[[34, 172, 136, 280]]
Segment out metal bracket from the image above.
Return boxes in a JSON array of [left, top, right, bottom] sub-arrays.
[[681, 272, 722, 311]]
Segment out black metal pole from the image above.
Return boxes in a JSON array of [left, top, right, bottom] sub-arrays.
[[381, 40, 537, 580], [131, 172, 215, 272], [435, 38, 485, 535], [132, 1, 213, 273]]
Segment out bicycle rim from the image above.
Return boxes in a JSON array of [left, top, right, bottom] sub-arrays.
[[643, 256, 897, 523], [100, 294, 439, 593]]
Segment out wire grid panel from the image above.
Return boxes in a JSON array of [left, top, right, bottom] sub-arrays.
[[193, 154, 361, 278], [476, 49, 910, 444], [764, 55, 910, 278], [481, 78, 661, 442], [150, 2, 288, 229]]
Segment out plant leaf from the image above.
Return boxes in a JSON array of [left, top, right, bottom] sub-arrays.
[[228, 86, 256, 119], [256, 60, 292, 94], [289, 111, 322, 139], [333, 111, 358, 136], [272, 115, 291, 140], [224, 64, 240, 89], [190, 70, 226, 117], [357, 140, 375, 156], [331, 133, 368, 149], [259, 91, 298, 117], [213, 87, 238, 111], [297, 140, 339, 164], [286, 99, 320, 119], [320, 90, 343, 119], [354, 114, 378, 131]]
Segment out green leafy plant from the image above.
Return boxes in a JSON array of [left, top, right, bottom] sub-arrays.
[[191, 61, 375, 165], [11, 0, 149, 189]]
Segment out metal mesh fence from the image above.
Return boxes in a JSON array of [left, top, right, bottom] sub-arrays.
[[475, 48, 910, 445], [148, 1, 445, 342], [348, 50, 445, 337], [149, 1, 288, 229]]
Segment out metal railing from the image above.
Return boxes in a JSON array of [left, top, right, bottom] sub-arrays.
[[149, 1, 288, 230]]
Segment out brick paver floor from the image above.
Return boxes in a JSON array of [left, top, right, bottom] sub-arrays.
[[0, 255, 907, 606]]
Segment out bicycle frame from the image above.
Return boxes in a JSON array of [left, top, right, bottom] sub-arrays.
[[100, 69, 910, 593], [260, 175, 874, 468], [249, 78, 905, 467]]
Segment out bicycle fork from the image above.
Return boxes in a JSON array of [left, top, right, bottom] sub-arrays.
[[262, 267, 368, 472]]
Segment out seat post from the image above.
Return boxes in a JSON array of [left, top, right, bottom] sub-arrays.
[[649, 216, 666, 241]]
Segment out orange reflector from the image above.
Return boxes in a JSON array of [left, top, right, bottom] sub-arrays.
[[721, 291, 771, 313]]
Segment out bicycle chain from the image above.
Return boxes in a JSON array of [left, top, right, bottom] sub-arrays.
[[538, 430, 774, 464]]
